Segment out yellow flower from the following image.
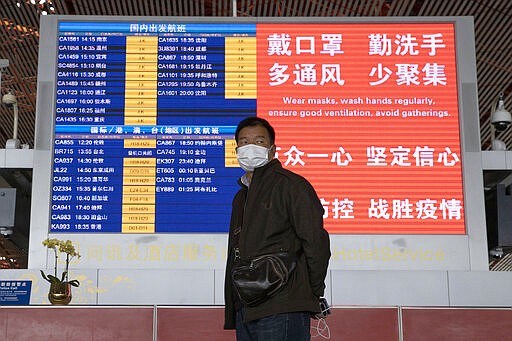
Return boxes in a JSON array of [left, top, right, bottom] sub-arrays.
[[42, 238, 60, 249], [58, 240, 80, 258], [41, 238, 80, 287], [42, 238, 81, 258]]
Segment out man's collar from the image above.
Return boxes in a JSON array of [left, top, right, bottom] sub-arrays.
[[240, 173, 251, 187], [239, 159, 280, 185]]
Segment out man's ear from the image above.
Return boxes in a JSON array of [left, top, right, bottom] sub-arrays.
[[269, 145, 277, 159]]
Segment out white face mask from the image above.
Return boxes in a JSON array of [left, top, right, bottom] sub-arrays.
[[236, 144, 271, 172]]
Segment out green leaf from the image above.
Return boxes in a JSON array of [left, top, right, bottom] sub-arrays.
[[40, 270, 51, 283], [46, 275, 63, 284], [68, 279, 80, 287]]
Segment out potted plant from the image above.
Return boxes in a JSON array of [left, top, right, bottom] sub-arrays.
[[41, 238, 80, 304]]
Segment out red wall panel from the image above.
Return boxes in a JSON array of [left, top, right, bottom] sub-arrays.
[[2, 307, 153, 341], [2, 306, 511, 340], [324, 307, 399, 341], [402, 308, 512, 341], [157, 307, 235, 341]]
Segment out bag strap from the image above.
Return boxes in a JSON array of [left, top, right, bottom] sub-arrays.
[[233, 228, 303, 262], [232, 226, 241, 262]]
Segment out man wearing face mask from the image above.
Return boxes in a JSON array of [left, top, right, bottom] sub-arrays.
[[224, 116, 331, 340]]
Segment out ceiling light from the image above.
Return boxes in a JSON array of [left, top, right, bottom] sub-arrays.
[[16, 0, 56, 15]]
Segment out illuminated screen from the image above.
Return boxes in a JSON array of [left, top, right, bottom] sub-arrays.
[[50, 21, 464, 234]]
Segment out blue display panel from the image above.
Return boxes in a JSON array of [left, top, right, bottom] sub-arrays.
[[52, 22, 256, 233]]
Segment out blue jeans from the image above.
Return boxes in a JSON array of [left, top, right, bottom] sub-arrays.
[[235, 309, 311, 341]]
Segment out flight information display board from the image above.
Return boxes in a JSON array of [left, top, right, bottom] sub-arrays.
[[50, 21, 465, 234]]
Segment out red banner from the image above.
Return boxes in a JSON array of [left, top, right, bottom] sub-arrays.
[[256, 23, 464, 234]]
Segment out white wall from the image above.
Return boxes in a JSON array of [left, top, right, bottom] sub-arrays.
[[2, 268, 512, 307]]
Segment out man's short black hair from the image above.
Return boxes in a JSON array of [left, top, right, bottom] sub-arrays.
[[235, 116, 275, 145]]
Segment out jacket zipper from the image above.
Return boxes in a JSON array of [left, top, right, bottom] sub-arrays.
[[238, 179, 251, 260]]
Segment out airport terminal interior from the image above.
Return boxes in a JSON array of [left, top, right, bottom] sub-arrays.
[[0, 0, 512, 340]]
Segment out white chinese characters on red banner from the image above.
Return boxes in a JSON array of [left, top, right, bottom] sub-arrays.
[[257, 23, 463, 234]]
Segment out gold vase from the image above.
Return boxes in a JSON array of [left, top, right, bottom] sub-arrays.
[[48, 282, 72, 305]]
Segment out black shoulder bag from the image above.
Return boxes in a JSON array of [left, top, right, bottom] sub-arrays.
[[231, 226, 299, 307]]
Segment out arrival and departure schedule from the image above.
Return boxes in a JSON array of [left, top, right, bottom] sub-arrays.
[[51, 22, 257, 233]]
